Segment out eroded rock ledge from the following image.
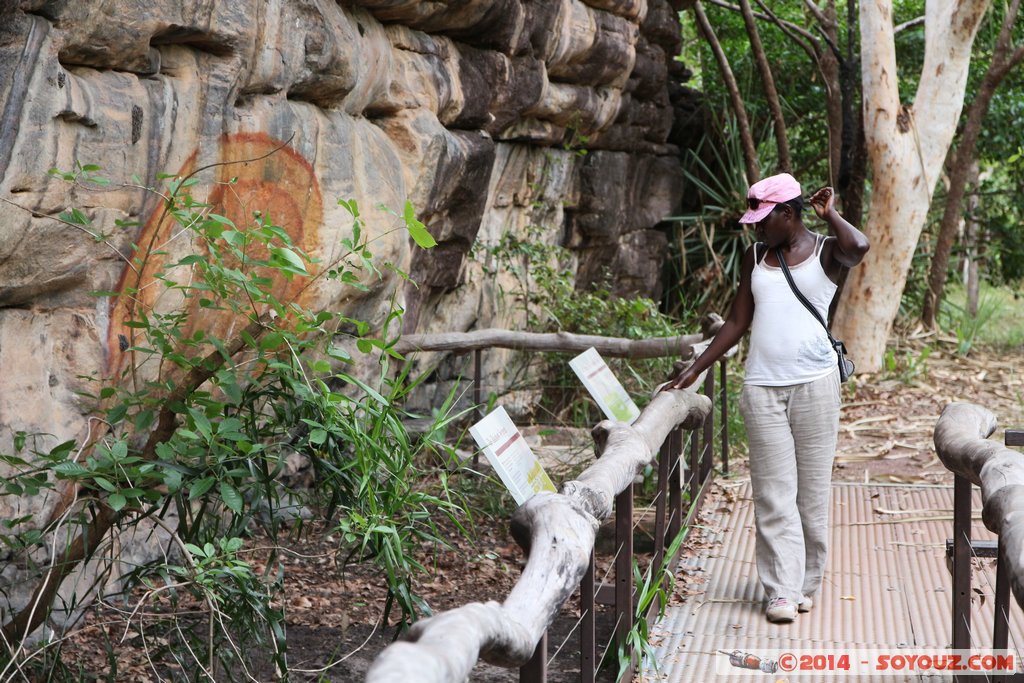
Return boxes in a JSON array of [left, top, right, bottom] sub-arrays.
[[0, 0, 698, 632]]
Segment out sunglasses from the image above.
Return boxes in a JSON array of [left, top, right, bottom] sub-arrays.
[[746, 197, 778, 210]]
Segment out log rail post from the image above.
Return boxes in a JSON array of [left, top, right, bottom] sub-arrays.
[[368, 329, 731, 683], [934, 405, 1024, 683]]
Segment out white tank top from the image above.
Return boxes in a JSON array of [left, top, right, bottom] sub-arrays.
[[745, 235, 838, 386]]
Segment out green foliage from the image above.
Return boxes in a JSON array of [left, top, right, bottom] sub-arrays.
[[474, 229, 685, 424], [666, 110, 756, 317], [939, 284, 1024, 353], [882, 344, 932, 383], [981, 154, 1024, 286], [688, 1, 1024, 326], [615, 527, 689, 682], [687, 3, 836, 184], [1, 163, 466, 679]]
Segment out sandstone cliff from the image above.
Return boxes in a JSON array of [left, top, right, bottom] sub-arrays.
[[0, 0, 696, 439], [0, 0, 697, 632]]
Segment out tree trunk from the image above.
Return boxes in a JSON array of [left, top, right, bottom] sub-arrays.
[[920, 0, 1024, 328], [739, 0, 789, 172], [964, 162, 981, 317], [832, 0, 991, 372], [835, 0, 867, 228], [693, 1, 760, 184]]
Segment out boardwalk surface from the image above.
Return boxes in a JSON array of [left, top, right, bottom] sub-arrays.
[[645, 481, 1024, 682]]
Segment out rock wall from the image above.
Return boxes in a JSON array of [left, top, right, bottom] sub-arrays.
[[0, 0, 697, 428], [0, 0, 697, 631]]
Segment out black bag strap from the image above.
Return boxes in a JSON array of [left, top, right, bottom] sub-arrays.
[[774, 245, 840, 348]]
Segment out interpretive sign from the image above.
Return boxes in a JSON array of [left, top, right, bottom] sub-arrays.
[[569, 347, 641, 424], [469, 406, 556, 505]]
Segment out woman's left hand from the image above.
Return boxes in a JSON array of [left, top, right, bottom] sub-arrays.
[[809, 186, 835, 219]]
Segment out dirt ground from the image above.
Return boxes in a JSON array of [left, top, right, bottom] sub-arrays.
[[832, 339, 1023, 485], [52, 339, 1024, 682]]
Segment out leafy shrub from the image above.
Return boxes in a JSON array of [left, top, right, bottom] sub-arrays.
[[474, 230, 685, 424], [0, 161, 467, 680]]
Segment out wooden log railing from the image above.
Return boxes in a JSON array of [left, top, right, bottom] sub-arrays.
[[933, 403, 1024, 683], [392, 318, 722, 359], [367, 326, 729, 682]]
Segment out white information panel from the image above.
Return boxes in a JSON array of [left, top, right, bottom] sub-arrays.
[[469, 406, 556, 506], [569, 347, 641, 424]]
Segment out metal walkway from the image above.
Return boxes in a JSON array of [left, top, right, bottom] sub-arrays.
[[646, 481, 1024, 682]]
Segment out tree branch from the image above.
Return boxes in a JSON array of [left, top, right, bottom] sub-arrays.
[[1, 503, 118, 646], [894, 16, 925, 34], [705, 0, 820, 45], [740, 0, 791, 172], [693, 1, 760, 184], [802, 0, 828, 26]]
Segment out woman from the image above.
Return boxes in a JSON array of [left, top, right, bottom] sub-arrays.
[[663, 172, 870, 623]]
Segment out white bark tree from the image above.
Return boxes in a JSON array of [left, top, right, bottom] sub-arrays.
[[831, 0, 991, 371]]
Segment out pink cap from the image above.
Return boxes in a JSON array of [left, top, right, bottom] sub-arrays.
[[738, 172, 802, 224]]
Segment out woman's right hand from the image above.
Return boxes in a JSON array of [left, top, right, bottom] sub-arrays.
[[661, 367, 698, 392]]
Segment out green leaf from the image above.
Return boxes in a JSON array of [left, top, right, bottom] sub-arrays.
[[108, 493, 127, 512], [270, 247, 309, 275], [60, 208, 92, 226], [107, 402, 128, 423], [134, 410, 155, 432], [338, 198, 360, 218], [207, 213, 235, 227], [189, 477, 216, 499], [260, 331, 284, 350], [327, 345, 352, 362], [184, 543, 206, 558], [189, 407, 213, 441], [53, 462, 90, 477], [163, 467, 182, 493], [218, 374, 242, 405], [220, 482, 243, 514], [402, 201, 436, 248], [93, 477, 117, 493]]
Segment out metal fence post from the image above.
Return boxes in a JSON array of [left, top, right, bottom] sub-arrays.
[[719, 359, 729, 474], [668, 428, 682, 545], [688, 421, 699, 506], [701, 368, 715, 482], [614, 485, 634, 682], [952, 473, 972, 683], [993, 548, 1010, 652], [519, 633, 547, 682], [580, 550, 596, 683], [653, 434, 671, 582]]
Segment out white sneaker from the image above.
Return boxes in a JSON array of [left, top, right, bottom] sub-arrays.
[[799, 596, 813, 613], [766, 597, 798, 623]]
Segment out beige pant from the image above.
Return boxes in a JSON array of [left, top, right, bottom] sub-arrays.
[[739, 370, 840, 603]]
